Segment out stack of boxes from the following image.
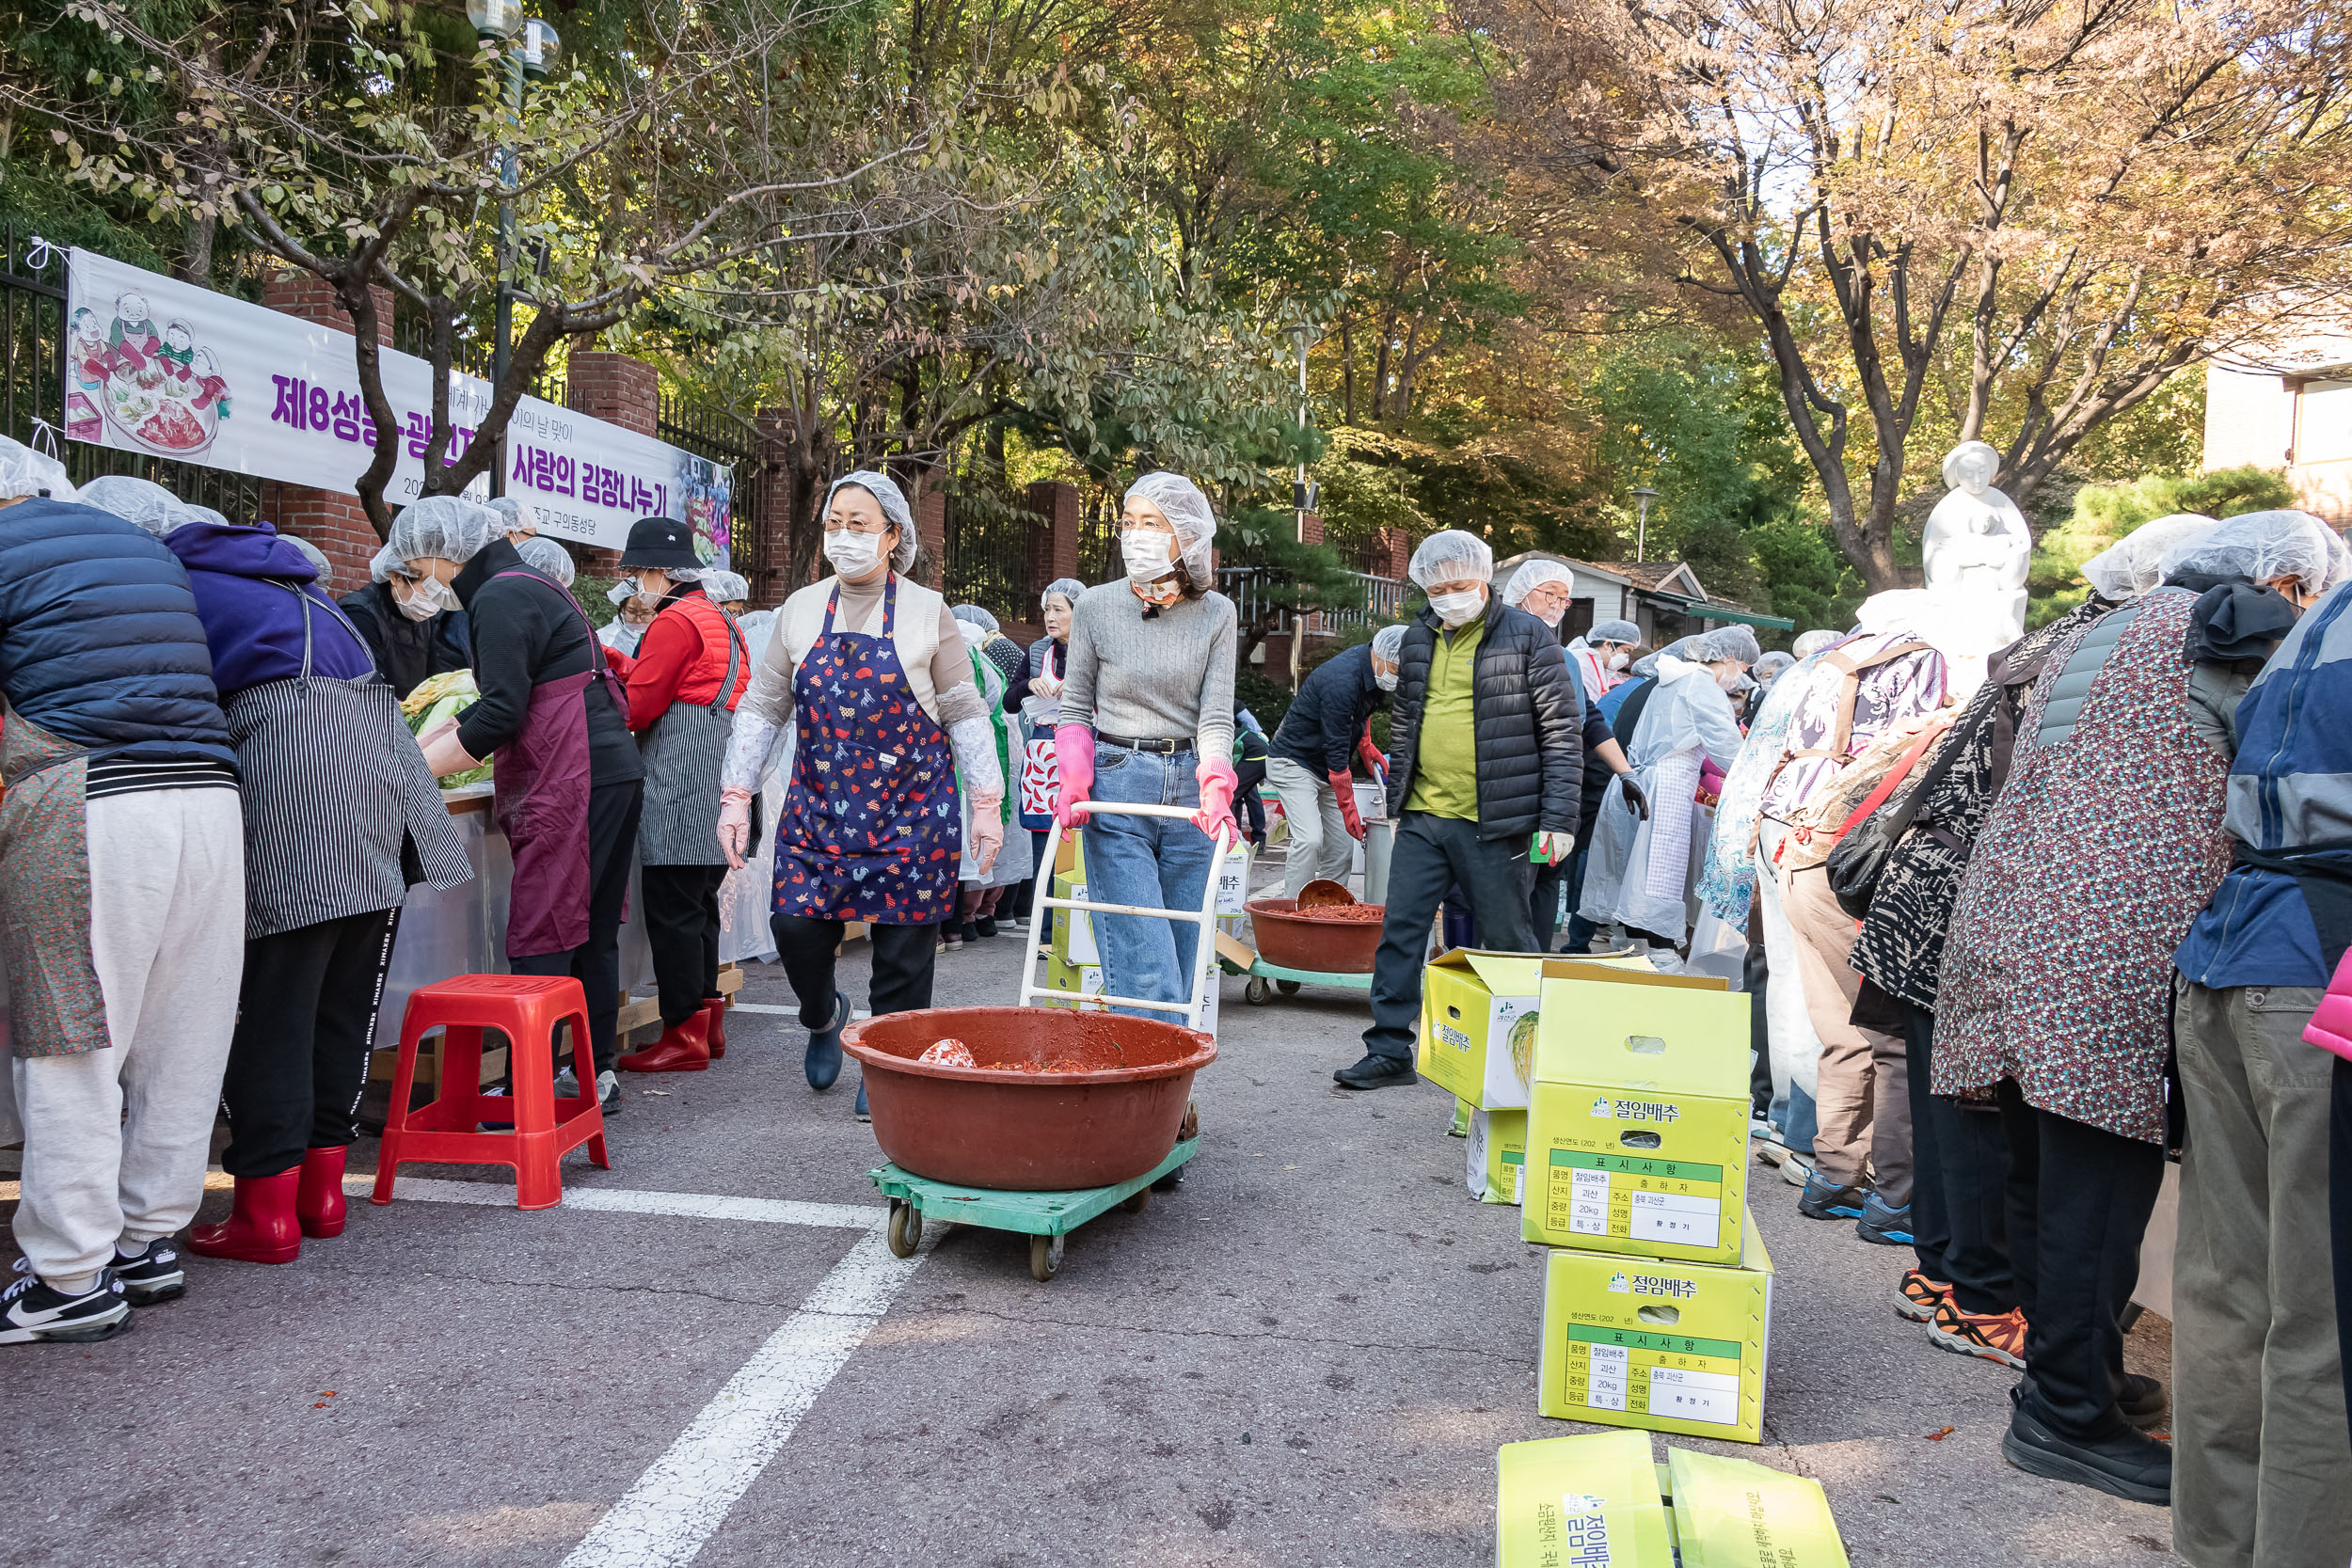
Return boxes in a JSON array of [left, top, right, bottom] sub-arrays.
[[1422, 950, 1775, 1446], [1041, 834, 1253, 1032]]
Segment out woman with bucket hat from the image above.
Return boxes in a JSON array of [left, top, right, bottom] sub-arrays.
[[605, 517, 748, 1074], [716, 471, 1005, 1118]]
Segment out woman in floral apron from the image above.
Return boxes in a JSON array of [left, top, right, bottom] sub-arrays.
[[718, 471, 1005, 1118]]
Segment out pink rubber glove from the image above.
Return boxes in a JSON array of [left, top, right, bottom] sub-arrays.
[[1194, 755, 1240, 843], [717, 787, 753, 870], [1053, 724, 1096, 829]]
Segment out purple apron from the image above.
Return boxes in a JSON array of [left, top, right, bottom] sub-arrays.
[[486, 570, 619, 958], [773, 574, 960, 925]]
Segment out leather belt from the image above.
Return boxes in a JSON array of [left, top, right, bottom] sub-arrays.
[[1096, 732, 1194, 754]]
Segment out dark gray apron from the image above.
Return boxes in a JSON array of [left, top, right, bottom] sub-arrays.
[[635, 604, 746, 866], [225, 584, 469, 939]]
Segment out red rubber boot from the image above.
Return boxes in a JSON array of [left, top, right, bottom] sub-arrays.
[[187, 1170, 301, 1264], [295, 1146, 349, 1239], [617, 1010, 711, 1073], [701, 997, 728, 1060]]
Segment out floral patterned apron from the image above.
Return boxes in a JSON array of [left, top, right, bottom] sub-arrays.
[[772, 574, 960, 925]]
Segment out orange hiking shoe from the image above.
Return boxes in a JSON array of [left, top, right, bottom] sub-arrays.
[[1897, 1270, 1950, 1323], [1928, 1300, 2028, 1370]]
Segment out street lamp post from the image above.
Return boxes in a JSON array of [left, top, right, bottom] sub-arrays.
[[1292, 327, 1311, 691], [1631, 485, 1659, 564], [467, 0, 558, 497]]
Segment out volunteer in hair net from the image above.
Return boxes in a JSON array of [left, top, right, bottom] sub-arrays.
[[74, 475, 185, 537], [1565, 616, 1642, 706], [2168, 511, 2352, 1563], [1933, 509, 2346, 1506], [515, 534, 576, 588], [405, 496, 645, 1115], [340, 526, 473, 702], [718, 470, 1003, 1120], [599, 573, 660, 657], [1502, 559, 1577, 632], [946, 605, 1033, 945], [1265, 621, 1403, 900], [1055, 472, 1239, 1022], [600, 519, 747, 1076], [1336, 529, 1584, 1090], [0, 436, 245, 1343], [704, 570, 752, 615], [486, 495, 537, 543], [1007, 577, 1087, 925], [1580, 622, 1756, 949]]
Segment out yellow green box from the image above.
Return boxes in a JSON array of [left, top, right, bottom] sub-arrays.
[[1496, 1430, 1676, 1568], [1521, 970, 1751, 1263], [1469, 1106, 1527, 1206], [1537, 1210, 1774, 1443], [1668, 1448, 1850, 1566], [1420, 952, 1675, 1109]]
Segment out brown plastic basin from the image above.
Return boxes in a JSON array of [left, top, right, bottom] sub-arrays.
[[1246, 897, 1385, 974], [842, 1006, 1216, 1190]]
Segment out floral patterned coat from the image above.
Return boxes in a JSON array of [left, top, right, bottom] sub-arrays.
[[1932, 587, 2232, 1142]]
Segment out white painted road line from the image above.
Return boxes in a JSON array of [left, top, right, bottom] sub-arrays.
[[559, 1228, 927, 1568], [346, 1174, 879, 1230]]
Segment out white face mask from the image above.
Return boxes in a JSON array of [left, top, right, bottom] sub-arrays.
[[1534, 602, 1565, 628], [1714, 663, 1748, 692], [1122, 530, 1178, 579], [1608, 650, 1630, 672], [1374, 660, 1398, 691], [824, 530, 883, 577], [392, 579, 439, 622], [1429, 589, 1484, 627]]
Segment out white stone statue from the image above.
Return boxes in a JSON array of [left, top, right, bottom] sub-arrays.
[[1922, 439, 2032, 641]]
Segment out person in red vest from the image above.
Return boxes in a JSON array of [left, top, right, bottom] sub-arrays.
[[605, 518, 750, 1072]]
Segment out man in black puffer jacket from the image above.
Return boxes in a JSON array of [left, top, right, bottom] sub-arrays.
[[1336, 529, 1585, 1089]]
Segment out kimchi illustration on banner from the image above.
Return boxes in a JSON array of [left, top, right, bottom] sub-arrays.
[[65, 293, 230, 456]]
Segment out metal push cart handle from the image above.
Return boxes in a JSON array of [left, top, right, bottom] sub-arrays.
[[1017, 801, 1234, 1032]]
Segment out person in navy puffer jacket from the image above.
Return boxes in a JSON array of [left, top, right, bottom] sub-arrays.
[[0, 453, 245, 1348]]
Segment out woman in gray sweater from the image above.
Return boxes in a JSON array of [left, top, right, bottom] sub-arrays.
[[1055, 473, 1239, 1019]]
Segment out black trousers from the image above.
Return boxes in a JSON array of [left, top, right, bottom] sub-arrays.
[[1747, 936, 1772, 1118], [1364, 813, 1536, 1062], [220, 907, 403, 1178], [1529, 860, 1569, 953], [773, 915, 936, 1030], [1997, 1081, 2165, 1440], [642, 863, 728, 1028], [1901, 1004, 2014, 1313], [512, 779, 643, 1075]]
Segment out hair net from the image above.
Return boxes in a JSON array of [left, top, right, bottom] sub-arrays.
[[1502, 558, 1574, 608], [181, 502, 230, 531], [368, 542, 403, 584], [2081, 513, 2216, 601], [1792, 629, 1842, 658], [825, 471, 918, 572], [1407, 530, 1493, 589], [951, 604, 1000, 633], [78, 475, 187, 536], [1694, 624, 1762, 664], [1753, 650, 1795, 683], [1371, 624, 1406, 662], [1632, 635, 1701, 679], [389, 496, 502, 567], [516, 534, 576, 587], [1041, 578, 1085, 611], [281, 532, 332, 578], [704, 570, 750, 604], [485, 495, 537, 536], [1590, 618, 1640, 646], [1124, 472, 1219, 583], [0, 436, 75, 502], [2161, 509, 2346, 596]]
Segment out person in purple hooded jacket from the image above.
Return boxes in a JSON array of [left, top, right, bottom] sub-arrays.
[[160, 502, 470, 1269]]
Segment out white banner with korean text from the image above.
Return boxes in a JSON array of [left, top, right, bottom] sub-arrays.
[[61, 248, 731, 561]]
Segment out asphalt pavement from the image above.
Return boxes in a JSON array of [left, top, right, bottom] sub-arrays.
[[0, 905, 2183, 1568]]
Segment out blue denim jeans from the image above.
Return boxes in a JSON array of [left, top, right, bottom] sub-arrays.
[[1081, 744, 1214, 1018]]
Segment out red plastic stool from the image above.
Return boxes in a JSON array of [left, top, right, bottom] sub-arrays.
[[372, 974, 609, 1211]]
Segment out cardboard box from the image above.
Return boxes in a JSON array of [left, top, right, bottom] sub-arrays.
[[1450, 1096, 1473, 1139], [1495, 1430, 1677, 1568], [1537, 1210, 1774, 1443], [1469, 1106, 1527, 1206], [1667, 1448, 1849, 1567], [1521, 970, 1752, 1263], [1420, 951, 1725, 1111]]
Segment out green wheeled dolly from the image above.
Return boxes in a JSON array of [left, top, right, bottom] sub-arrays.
[[1221, 955, 1374, 1006], [869, 1134, 1200, 1282]]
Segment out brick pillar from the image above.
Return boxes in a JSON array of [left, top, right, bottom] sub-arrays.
[[752, 411, 798, 607], [1299, 511, 1325, 547], [256, 269, 395, 592], [566, 350, 661, 578], [1377, 525, 1411, 580], [914, 486, 947, 589]]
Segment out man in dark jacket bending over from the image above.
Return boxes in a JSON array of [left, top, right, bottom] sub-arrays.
[[1335, 529, 1585, 1089], [1266, 623, 1401, 897]]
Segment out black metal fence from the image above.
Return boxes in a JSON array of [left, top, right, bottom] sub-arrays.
[[941, 492, 1041, 625], [1077, 491, 1121, 584], [3, 224, 266, 515], [657, 394, 767, 596]]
